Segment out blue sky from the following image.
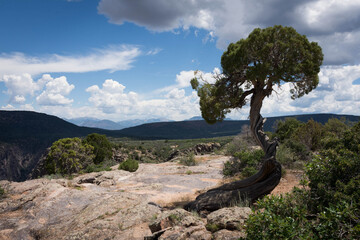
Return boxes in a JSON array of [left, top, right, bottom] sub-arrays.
[[1, 0, 360, 121]]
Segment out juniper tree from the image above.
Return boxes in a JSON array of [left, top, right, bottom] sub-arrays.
[[186, 25, 323, 212]]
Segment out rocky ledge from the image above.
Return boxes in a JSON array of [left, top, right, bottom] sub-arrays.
[[0, 155, 254, 239]]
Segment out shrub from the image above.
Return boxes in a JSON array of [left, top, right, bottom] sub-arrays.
[[225, 135, 252, 156], [179, 153, 196, 166], [85, 163, 112, 173], [45, 138, 94, 175], [119, 159, 139, 172], [0, 186, 5, 199], [293, 119, 324, 151], [223, 150, 264, 177], [83, 133, 113, 164], [273, 117, 303, 142]]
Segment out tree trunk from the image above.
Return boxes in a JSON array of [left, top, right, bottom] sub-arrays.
[[184, 92, 281, 212]]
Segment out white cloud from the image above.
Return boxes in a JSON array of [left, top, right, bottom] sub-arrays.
[[0, 74, 40, 103], [157, 68, 220, 94], [165, 88, 185, 99], [146, 48, 162, 55], [1, 73, 75, 106], [1, 104, 14, 110], [98, 0, 360, 65], [86, 78, 200, 120], [36, 76, 75, 106], [86, 79, 138, 114], [0, 45, 141, 77], [1, 103, 34, 111]]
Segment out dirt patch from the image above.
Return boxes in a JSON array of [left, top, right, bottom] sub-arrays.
[[271, 169, 304, 196]]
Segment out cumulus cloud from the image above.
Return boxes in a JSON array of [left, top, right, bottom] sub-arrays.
[[0, 73, 75, 106], [36, 75, 75, 106], [86, 79, 138, 114], [98, 0, 360, 65], [157, 68, 220, 94], [0, 45, 141, 77], [0, 74, 40, 103], [86, 78, 200, 120]]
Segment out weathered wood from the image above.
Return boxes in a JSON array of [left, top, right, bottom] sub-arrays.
[[184, 114, 281, 212]]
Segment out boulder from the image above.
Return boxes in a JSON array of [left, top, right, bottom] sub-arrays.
[[159, 225, 212, 240], [212, 229, 246, 240], [206, 207, 251, 231], [193, 143, 221, 155], [148, 209, 203, 233]]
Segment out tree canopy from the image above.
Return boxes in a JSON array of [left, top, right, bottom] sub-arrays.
[[191, 25, 323, 125], [83, 133, 113, 164]]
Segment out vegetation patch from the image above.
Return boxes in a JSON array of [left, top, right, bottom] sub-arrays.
[[206, 223, 220, 232], [118, 159, 139, 172], [179, 153, 197, 166], [223, 150, 264, 178], [243, 122, 360, 239], [0, 186, 5, 199], [45, 137, 95, 175]]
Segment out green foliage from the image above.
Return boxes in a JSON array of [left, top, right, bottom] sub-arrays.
[[294, 119, 324, 151], [223, 150, 264, 177], [179, 153, 197, 166], [273, 118, 302, 142], [243, 122, 360, 239], [119, 159, 139, 172], [83, 133, 113, 164], [0, 186, 5, 199], [84, 163, 112, 173], [324, 117, 349, 138], [45, 137, 95, 175], [192, 25, 323, 124], [244, 191, 314, 239], [206, 223, 220, 232]]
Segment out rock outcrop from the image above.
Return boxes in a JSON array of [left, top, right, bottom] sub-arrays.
[[0, 155, 233, 239], [145, 207, 250, 240], [0, 177, 161, 240]]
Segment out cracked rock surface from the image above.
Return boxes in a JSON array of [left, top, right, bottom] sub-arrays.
[[0, 155, 230, 240]]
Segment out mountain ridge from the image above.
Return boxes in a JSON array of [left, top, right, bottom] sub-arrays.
[[1, 110, 359, 181]]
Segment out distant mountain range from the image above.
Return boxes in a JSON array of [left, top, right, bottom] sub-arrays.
[[65, 117, 174, 130], [1, 110, 359, 181]]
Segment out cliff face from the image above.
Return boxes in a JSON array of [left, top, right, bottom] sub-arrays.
[[0, 141, 47, 181]]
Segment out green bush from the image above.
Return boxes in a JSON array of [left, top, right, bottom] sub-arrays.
[[45, 138, 95, 175], [85, 163, 112, 173], [273, 117, 303, 141], [83, 133, 113, 164], [119, 159, 139, 172], [294, 119, 324, 151], [223, 150, 264, 177]]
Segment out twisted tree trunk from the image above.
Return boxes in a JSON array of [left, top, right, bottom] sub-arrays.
[[184, 93, 282, 212]]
